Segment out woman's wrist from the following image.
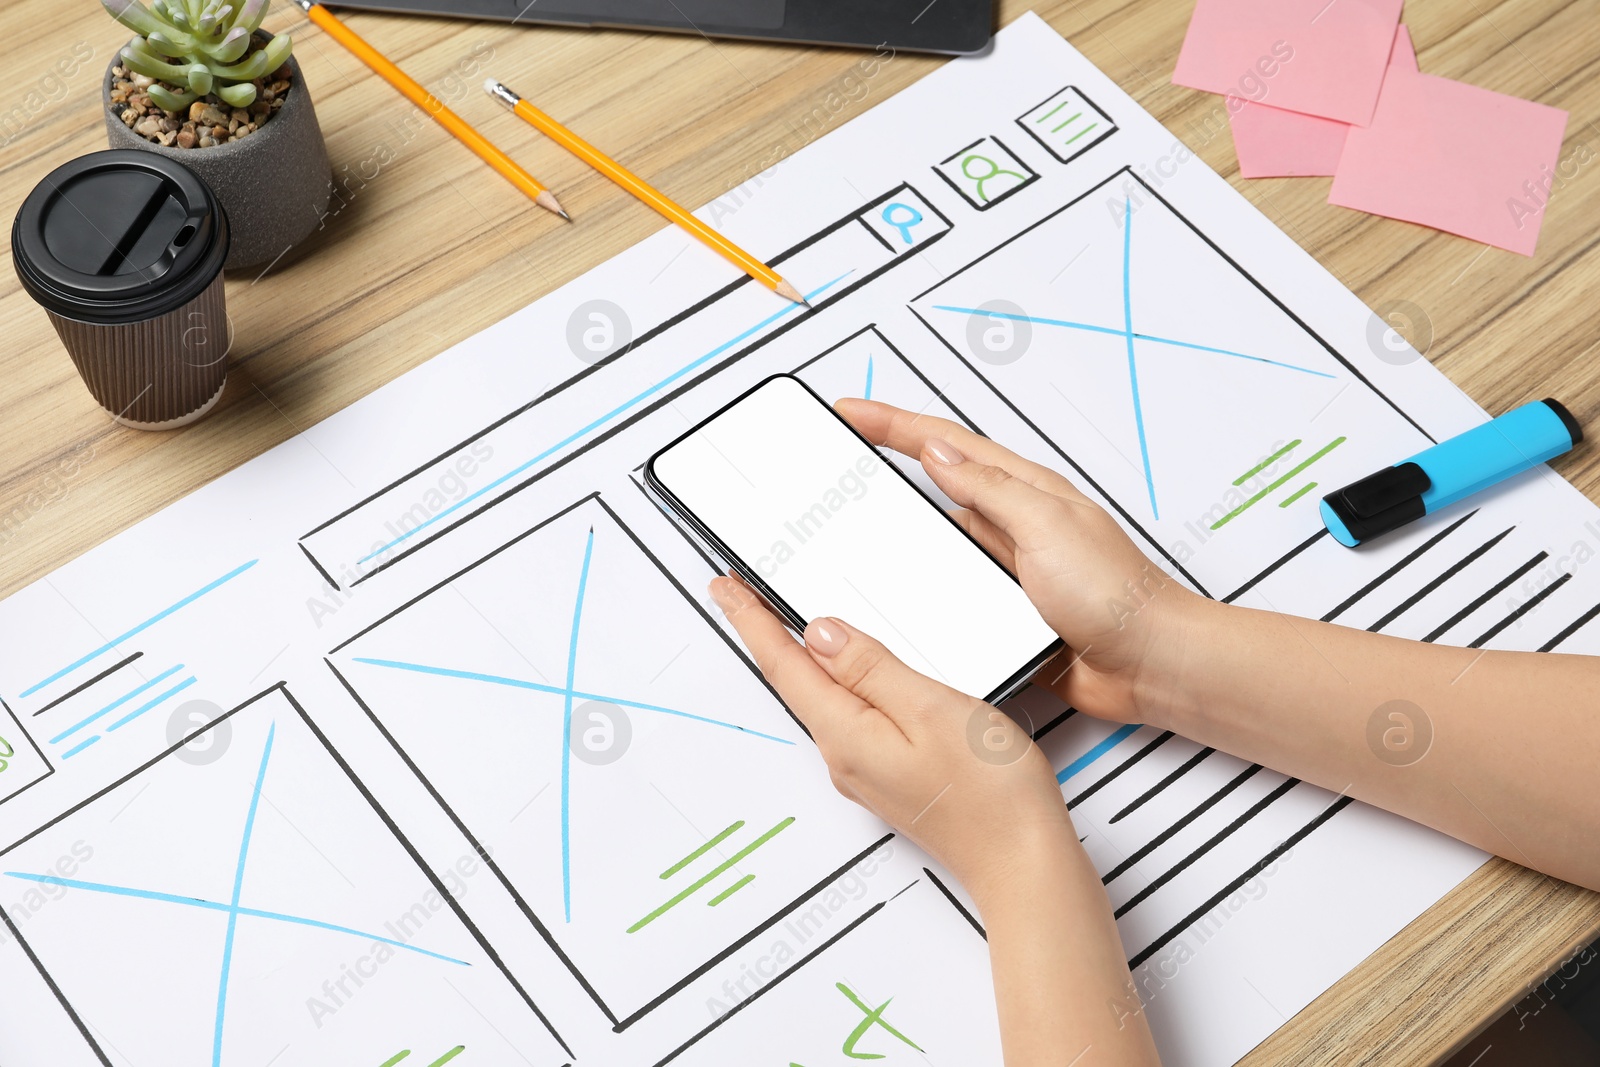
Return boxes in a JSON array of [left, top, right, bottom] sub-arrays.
[[1129, 592, 1231, 733], [962, 814, 1088, 919]]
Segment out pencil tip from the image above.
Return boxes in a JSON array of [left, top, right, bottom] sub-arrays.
[[535, 190, 571, 220], [774, 279, 807, 306]]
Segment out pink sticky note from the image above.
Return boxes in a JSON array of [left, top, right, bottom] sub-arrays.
[[1174, 0, 1405, 126], [1331, 27, 1570, 255], [1229, 100, 1349, 177]]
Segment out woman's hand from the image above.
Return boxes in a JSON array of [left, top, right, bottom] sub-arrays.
[[707, 577, 1164, 1066], [835, 398, 1202, 724], [709, 578, 1072, 901]]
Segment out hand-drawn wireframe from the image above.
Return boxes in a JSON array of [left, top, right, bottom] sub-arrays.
[[328, 494, 890, 1028], [911, 167, 1435, 598], [657, 874, 999, 1067], [0, 686, 572, 1067], [0, 697, 51, 804], [1015, 85, 1118, 162]]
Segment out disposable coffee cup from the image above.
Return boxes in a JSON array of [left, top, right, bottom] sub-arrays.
[[12, 150, 231, 430]]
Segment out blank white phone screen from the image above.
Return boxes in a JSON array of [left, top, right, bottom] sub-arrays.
[[651, 376, 1057, 700]]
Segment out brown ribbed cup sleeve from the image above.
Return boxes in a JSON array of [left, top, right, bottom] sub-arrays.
[[46, 272, 228, 426]]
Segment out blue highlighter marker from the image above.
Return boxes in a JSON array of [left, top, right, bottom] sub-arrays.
[[1321, 399, 1583, 547]]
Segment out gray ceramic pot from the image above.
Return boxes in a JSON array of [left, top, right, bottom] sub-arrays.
[[103, 38, 332, 272]]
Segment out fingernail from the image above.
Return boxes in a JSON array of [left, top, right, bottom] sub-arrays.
[[805, 617, 850, 657], [709, 577, 754, 613], [926, 439, 963, 466]]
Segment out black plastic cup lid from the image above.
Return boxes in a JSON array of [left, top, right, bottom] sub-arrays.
[[12, 149, 229, 326]]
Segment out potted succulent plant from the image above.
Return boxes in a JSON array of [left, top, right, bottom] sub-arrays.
[[101, 0, 332, 271]]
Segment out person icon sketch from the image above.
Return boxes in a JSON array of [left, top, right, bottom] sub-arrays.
[[962, 152, 1027, 202]]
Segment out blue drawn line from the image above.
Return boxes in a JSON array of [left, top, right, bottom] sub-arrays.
[[1, 873, 469, 965], [214, 723, 274, 1067], [1056, 723, 1142, 784], [50, 664, 186, 745], [357, 273, 854, 565], [928, 194, 1341, 523], [350, 659, 794, 745], [1126, 333, 1333, 374], [60, 736, 100, 759], [1122, 199, 1157, 520], [560, 529, 595, 925], [929, 307, 1335, 378], [108, 676, 196, 732], [863, 355, 875, 401], [21, 561, 257, 699]]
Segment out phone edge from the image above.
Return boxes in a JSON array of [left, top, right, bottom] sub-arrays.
[[646, 372, 1065, 706]]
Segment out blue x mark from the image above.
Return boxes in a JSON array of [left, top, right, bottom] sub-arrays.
[[353, 527, 791, 924], [5, 723, 468, 1066], [934, 197, 1335, 519]]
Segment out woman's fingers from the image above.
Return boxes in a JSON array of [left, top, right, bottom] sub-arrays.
[[837, 398, 1087, 504], [709, 578, 868, 742], [802, 616, 971, 732], [921, 438, 1068, 547]]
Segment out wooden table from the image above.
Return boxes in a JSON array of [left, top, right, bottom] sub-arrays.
[[2, 0, 1597, 1062]]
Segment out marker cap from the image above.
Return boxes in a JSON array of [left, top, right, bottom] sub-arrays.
[[1321, 399, 1581, 547]]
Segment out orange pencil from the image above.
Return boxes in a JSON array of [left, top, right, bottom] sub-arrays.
[[291, 1, 568, 220], [485, 79, 806, 305]]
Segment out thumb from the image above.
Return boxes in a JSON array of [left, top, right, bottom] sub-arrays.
[[802, 617, 966, 726], [920, 438, 1062, 546]]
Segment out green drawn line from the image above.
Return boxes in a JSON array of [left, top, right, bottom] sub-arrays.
[[1233, 440, 1301, 486], [1211, 437, 1347, 530], [708, 874, 756, 906], [629, 817, 795, 932], [837, 983, 924, 1054], [660, 821, 745, 879], [381, 1045, 462, 1066], [1035, 98, 1075, 123], [1280, 482, 1319, 507], [1061, 122, 1099, 145], [1049, 110, 1083, 132]]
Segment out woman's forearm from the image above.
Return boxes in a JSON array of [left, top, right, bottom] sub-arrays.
[[975, 825, 1161, 1067], [1139, 597, 1600, 890]]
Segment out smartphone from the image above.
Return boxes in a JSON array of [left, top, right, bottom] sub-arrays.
[[645, 374, 1062, 704]]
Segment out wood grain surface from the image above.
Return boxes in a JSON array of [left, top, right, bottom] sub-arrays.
[[1, 0, 1597, 1062]]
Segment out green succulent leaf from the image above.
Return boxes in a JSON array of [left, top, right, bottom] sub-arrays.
[[234, 0, 268, 35], [196, 24, 250, 62], [102, 0, 169, 37], [207, 47, 268, 81], [217, 81, 257, 108], [260, 32, 292, 74], [148, 83, 197, 112], [145, 29, 197, 56], [185, 63, 213, 94], [121, 39, 191, 82]]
